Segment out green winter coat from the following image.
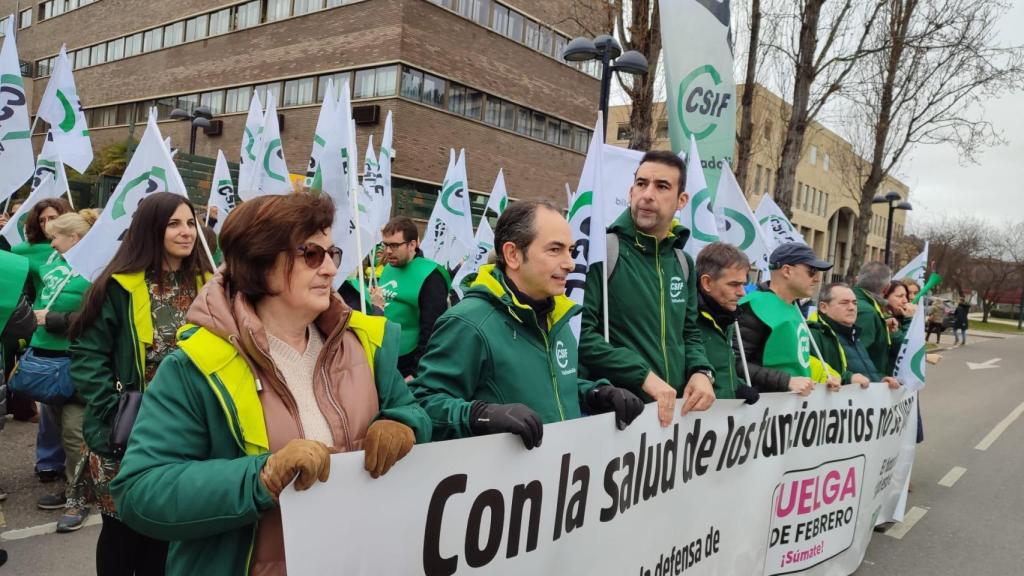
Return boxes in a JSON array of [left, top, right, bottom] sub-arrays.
[[695, 309, 742, 399], [579, 210, 712, 400], [809, 313, 882, 382], [11, 241, 56, 302], [410, 265, 603, 440], [854, 287, 891, 376]]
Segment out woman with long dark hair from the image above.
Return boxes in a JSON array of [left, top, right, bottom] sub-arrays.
[[70, 192, 213, 575], [11, 198, 73, 300]]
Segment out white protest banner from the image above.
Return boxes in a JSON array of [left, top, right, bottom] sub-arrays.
[[0, 15, 34, 203], [679, 134, 719, 259], [894, 241, 928, 285], [207, 150, 237, 234], [755, 194, 807, 248], [65, 110, 186, 280], [1, 134, 68, 247], [36, 45, 93, 173], [715, 162, 772, 274], [451, 169, 508, 296], [600, 144, 643, 224], [660, 0, 736, 195], [283, 385, 917, 576], [238, 90, 263, 199], [893, 302, 927, 392]]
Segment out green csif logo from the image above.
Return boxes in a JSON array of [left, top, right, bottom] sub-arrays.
[[688, 187, 719, 242], [441, 180, 466, 216], [676, 64, 732, 141], [722, 207, 757, 250], [111, 167, 168, 219]]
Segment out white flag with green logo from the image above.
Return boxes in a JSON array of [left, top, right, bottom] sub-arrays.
[[238, 90, 263, 199], [305, 78, 337, 194], [893, 301, 926, 392], [36, 45, 92, 173], [0, 15, 34, 203], [659, 0, 736, 195], [0, 133, 67, 247], [325, 83, 359, 287], [248, 93, 291, 197], [207, 149, 237, 234], [420, 148, 474, 270], [452, 169, 509, 296], [894, 241, 928, 285], [679, 134, 719, 259], [754, 193, 806, 248], [715, 162, 771, 274], [65, 109, 186, 280], [377, 110, 394, 227], [566, 115, 608, 342], [352, 133, 381, 264]]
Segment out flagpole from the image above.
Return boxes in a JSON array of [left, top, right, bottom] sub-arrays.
[[800, 312, 830, 384], [734, 324, 753, 389], [349, 119, 366, 314], [196, 219, 218, 271]]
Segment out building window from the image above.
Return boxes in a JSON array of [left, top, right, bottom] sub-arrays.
[[490, 3, 508, 35], [554, 34, 568, 61], [115, 103, 135, 125], [400, 67, 422, 100], [524, 20, 539, 50], [317, 71, 351, 101], [483, 97, 502, 127], [465, 88, 482, 119], [74, 49, 89, 70], [225, 87, 249, 113], [538, 26, 553, 56], [255, 82, 282, 107], [753, 164, 762, 195], [574, 127, 589, 152], [19, 8, 32, 28], [616, 123, 632, 141], [514, 107, 530, 135], [375, 65, 398, 96], [201, 90, 225, 115], [823, 153, 830, 172], [143, 28, 163, 52], [295, 0, 325, 15], [506, 10, 524, 42], [185, 14, 209, 42], [809, 145, 817, 165], [107, 38, 124, 60], [421, 73, 445, 107], [93, 106, 117, 127], [326, 0, 345, 6], [235, 1, 261, 30], [125, 33, 143, 57], [469, 0, 490, 26], [447, 84, 465, 115], [164, 21, 185, 47], [209, 8, 231, 35], [354, 68, 376, 99], [283, 77, 314, 107], [559, 120, 572, 147], [90, 44, 107, 66], [267, 0, 292, 22]]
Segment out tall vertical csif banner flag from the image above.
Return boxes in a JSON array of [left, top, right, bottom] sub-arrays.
[[660, 0, 736, 196], [0, 15, 35, 203]]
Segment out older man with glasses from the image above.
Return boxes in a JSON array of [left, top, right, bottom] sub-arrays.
[[375, 216, 451, 379], [733, 242, 841, 395]]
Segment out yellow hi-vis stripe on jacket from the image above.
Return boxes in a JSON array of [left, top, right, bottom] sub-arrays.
[[176, 311, 386, 456]]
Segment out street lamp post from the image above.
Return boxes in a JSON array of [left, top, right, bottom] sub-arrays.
[[169, 105, 213, 155], [872, 190, 912, 267], [561, 35, 649, 137]]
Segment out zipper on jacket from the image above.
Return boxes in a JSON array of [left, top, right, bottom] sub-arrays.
[[654, 239, 670, 383], [126, 304, 145, 391], [248, 329, 307, 439], [540, 330, 566, 421], [317, 318, 355, 450]]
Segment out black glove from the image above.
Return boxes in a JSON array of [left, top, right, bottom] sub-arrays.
[[587, 385, 645, 430], [469, 402, 543, 449], [736, 385, 760, 405]]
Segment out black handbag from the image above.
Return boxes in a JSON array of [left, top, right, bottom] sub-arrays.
[[108, 380, 143, 458]]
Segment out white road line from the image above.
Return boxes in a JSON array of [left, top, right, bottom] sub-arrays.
[[0, 514, 101, 541], [884, 506, 928, 540], [975, 401, 1024, 451], [937, 466, 967, 488]]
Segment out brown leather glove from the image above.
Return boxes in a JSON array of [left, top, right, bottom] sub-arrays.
[[260, 439, 332, 499], [364, 419, 415, 479]]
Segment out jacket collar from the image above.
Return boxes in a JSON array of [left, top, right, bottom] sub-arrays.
[[465, 265, 579, 332], [818, 313, 858, 341], [608, 208, 691, 254]]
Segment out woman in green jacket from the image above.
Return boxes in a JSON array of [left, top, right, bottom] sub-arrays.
[[110, 193, 429, 576], [70, 192, 213, 576], [10, 197, 72, 300]]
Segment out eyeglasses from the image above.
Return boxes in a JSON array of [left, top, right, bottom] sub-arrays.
[[381, 240, 410, 251], [297, 243, 342, 269]]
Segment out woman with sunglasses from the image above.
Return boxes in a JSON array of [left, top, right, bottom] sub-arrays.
[[70, 192, 213, 575], [111, 193, 430, 576]]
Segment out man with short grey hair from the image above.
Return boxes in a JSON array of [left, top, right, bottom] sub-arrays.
[[853, 261, 895, 376]]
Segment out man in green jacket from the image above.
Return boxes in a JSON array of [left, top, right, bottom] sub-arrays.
[[411, 201, 644, 448], [579, 150, 715, 428], [809, 283, 899, 390], [694, 242, 758, 402], [853, 261, 895, 376]]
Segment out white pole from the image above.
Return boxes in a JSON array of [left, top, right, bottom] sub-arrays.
[[349, 119, 366, 313], [799, 310, 830, 384], [196, 221, 218, 272], [734, 322, 753, 388]]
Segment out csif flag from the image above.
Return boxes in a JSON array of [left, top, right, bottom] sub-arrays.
[[420, 148, 474, 270], [207, 149, 238, 234], [238, 89, 263, 199], [323, 81, 359, 287], [0, 15, 34, 203], [893, 301, 927, 392], [715, 162, 772, 274], [377, 110, 394, 228], [755, 193, 806, 248], [305, 78, 337, 194], [678, 134, 719, 259], [451, 169, 509, 296], [894, 241, 928, 285], [65, 109, 186, 280], [36, 45, 92, 173], [0, 133, 68, 247], [248, 93, 291, 197], [566, 114, 608, 342]]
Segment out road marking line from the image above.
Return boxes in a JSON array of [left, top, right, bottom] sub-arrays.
[[975, 401, 1024, 451], [0, 514, 101, 541], [937, 466, 967, 487], [884, 506, 927, 540]]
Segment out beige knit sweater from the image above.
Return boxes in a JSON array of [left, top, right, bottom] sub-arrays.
[[266, 326, 334, 445]]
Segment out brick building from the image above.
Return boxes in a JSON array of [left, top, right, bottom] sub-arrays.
[[3, 0, 602, 217]]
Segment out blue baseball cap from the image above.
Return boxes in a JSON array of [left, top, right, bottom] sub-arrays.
[[769, 242, 833, 271]]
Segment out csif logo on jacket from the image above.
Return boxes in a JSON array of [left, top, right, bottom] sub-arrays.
[[670, 276, 686, 304], [554, 340, 575, 376]]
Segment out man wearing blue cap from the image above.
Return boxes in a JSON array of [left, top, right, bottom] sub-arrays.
[[733, 242, 841, 394]]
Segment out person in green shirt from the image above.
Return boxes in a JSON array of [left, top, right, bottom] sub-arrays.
[[694, 242, 759, 402], [579, 150, 715, 428], [9, 198, 72, 302]]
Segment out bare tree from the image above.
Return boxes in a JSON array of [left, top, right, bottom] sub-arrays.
[[844, 0, 1024, 276], [763, 0, 884, 218], [733, 0, 763, 190], [915, 215, 986, 296]]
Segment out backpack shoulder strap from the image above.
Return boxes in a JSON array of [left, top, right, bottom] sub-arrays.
[[605, 232, 619, 279], [675, 248, 690, 284]]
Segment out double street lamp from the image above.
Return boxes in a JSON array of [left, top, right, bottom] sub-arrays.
[[561, 35, 649, 137], [872, 190, 912, 267], [169, 105, 214, 155]]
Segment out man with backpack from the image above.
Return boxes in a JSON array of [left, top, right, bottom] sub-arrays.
[[578, 151, 715, 427]]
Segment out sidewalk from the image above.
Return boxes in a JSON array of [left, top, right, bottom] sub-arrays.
[[967, 313, 1021, 327]]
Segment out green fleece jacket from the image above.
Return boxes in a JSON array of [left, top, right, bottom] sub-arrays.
[[578, 210, 712, 400], [11, 241, 56, 302], [110, 317, 429, 576], [809, 314, 882, 382], [854, 287, 891, 376], [695, 308, 742, 399], [410, 265, 603, 440]]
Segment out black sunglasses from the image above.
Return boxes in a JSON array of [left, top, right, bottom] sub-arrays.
[[297, 243, 342, 269]]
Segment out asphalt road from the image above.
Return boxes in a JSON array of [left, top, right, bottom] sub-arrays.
[[1, 334, 1021, 575]]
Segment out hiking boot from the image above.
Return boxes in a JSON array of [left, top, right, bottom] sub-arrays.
[[56, 507, 90, 533], [36, 469, 63, 483], [36, 492, 67, 510]]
